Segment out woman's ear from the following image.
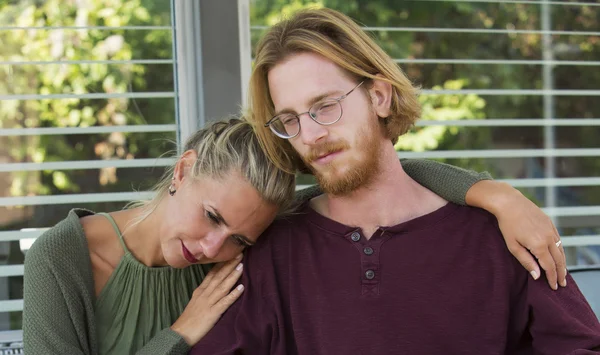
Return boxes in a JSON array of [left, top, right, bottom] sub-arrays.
[[172, 149, 198, 186], [369, 74, 393, 119]]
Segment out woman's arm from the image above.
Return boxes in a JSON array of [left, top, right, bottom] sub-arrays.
[[402, 159, 567, 291], [465, 180, 566, 290], [401, 158, 491, 205], [23, 240, 90, 354]]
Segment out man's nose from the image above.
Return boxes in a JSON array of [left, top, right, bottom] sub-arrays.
[[298, 113, 328, 145]]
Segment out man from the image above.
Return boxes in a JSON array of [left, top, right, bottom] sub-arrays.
[[191, 8, 600, 354]]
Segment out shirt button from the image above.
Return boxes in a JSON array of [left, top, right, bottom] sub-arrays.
[[363, 247, 374, 255], [350, 232, 361, 242], [365, 270, 375, 280]]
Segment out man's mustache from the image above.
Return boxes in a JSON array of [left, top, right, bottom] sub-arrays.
[[305, 140, 350, 163]]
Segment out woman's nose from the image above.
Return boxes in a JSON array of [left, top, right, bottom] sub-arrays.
[[199, 231, 228, 259]]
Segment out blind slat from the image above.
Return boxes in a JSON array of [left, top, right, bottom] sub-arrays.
[[562, 235, 600, 247], [0, 92, 175, 101], [416, 119, 600, 127], [502, 177, 600, 188], [395, 59, 600, 66], [0, 25, 171, 30], [544, 206, 600, 218], [0, 191, 154, 207], [0, 330, 22, 343], [363, 27, 600, 36], [420, 89, 600, 96], [417, 0, 600, 7], [0, 300, 23, 313], [0, 59, 174, 65], [0, 124, 177, 136], [398, 148, 600, 159], [0, 265, 24, 277], [0, 230, 48, 242], [0, 158, 175, 172], [250, 25, 600, 36]]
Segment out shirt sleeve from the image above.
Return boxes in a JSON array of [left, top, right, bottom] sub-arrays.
[[190, 254, 284, 355], [401, 158, 492, 205], [134, 328, 190, 355], [527, 273, 600, 354], [23, 239, 91, 355]]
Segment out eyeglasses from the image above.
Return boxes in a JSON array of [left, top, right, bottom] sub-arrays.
[[264, 80, 365, 139]]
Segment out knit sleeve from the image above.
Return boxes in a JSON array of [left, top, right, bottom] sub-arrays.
[[401, 159, 492, 205], [23, 234, 92, 355], [135, 328, 190, 355]]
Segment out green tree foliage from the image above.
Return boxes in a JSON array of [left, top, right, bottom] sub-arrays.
[[1, 0, 175, 212]]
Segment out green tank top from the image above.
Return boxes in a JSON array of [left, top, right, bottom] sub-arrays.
[[94, 213, 210, 355]]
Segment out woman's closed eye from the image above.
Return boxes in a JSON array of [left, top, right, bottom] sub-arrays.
[[231, 235, 252, 248], [206, 210, 220, 225]]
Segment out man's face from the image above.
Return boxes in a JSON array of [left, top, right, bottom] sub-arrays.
[[267, 52, 384, 195]]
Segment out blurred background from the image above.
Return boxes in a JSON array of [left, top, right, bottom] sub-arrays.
[[0, 0, 599, 338]]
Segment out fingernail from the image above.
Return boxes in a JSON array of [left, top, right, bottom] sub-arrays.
[[554, 283, 558, 290], [236, 263, 243, 271], [530, 270, 539, 280], [236, 284, 244, 291], [236, 254, 243, 259], [561, 278, 567, 287]]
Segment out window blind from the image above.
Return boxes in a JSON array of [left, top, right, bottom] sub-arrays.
[[0, 0, 179, 320]]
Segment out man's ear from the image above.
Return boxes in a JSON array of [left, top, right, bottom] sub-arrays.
[[173, 149, 198, 187], [369, 74, 393, 119]]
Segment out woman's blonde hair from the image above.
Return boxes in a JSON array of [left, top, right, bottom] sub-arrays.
[[130, 118, 296, 220], [248, 7, 422, 173]]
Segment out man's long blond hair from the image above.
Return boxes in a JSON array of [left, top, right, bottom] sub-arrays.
[[248, 7, 422, 174]]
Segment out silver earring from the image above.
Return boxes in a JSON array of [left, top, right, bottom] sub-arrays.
[[168, 177, 176, 196]]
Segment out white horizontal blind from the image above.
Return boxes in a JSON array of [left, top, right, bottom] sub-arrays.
[[390, 1, 600, 246], [0, 0, 179, 320]]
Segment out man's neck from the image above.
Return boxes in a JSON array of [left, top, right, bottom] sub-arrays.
[[310, 147, 447, 239]]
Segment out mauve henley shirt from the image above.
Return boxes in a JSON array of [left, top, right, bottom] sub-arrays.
[[192, 203, 600, 355]]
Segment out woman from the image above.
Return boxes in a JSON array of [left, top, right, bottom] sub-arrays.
[[23, 118, 563, 355]]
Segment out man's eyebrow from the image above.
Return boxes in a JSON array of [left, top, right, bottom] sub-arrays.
[[274, 90, 342, 116]]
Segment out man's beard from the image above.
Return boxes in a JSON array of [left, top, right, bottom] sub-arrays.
[[302, 124, 381, 196]]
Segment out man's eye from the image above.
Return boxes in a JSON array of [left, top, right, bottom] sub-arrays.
[[282, 117, 298, 126], [317, 102, 337, 112]]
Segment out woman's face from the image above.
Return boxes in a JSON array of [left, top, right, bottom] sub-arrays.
[[160, 170, 279, 268]]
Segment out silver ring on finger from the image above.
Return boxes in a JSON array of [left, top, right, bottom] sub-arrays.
[[555, 240, 562, 248]]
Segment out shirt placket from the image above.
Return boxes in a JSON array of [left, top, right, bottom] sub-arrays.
[[347, 229, 387, 297]]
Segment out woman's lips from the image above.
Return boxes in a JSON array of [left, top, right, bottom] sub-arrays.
[[181, 241, 199, 263]]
